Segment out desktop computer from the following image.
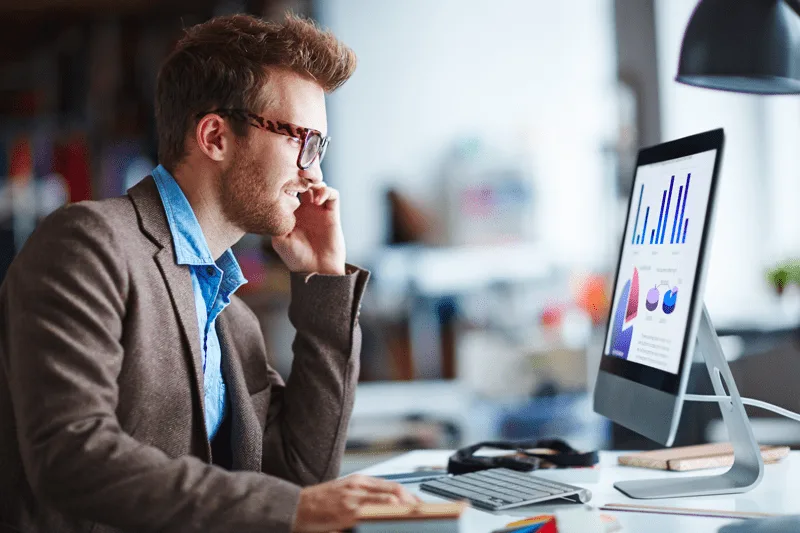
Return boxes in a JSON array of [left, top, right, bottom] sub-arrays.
[[594, 128, 764, 499], [420, 129, 765, 509]]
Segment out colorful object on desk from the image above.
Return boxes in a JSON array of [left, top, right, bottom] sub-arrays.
[[503, 515, 557, 533], [495, 511, 621, 533]]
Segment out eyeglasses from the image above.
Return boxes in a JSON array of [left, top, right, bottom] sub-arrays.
[[196, 108, 330, 170]]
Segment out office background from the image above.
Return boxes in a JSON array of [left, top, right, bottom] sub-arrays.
[[3, 0, 800, 471]]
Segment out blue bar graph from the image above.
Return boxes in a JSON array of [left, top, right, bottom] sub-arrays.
[[640, 207, 650, 245], [670, 186, 684, 244], [660, 176, 675, 244], [677, 173, 691, 239], [631, 184, 644, 245], [655, 190, 666, 244], [632, 173, 692, 246]]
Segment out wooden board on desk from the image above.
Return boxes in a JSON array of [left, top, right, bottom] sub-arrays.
[[619, 443, 789, 471], [357, 502, 467, 521]]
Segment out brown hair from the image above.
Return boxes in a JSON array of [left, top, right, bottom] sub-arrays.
[[155, 13, 356, 170]]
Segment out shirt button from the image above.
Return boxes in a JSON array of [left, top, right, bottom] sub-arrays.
[[206, 266, 216, 276]]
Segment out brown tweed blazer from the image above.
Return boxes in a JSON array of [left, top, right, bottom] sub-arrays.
[[0, 176, 368, 533]]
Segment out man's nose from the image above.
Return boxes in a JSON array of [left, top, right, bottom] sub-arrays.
[[300, 160, 323, 184]]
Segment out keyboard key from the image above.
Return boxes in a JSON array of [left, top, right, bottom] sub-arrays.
[[453, 477, 526, 502], [445, 478, 524, 503], [494, 468, 574, 491], [423, 480, 501, 507], [488, 469, 571, 494], [479, 471, 562, 497]]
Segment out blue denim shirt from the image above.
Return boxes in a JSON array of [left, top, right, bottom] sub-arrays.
[[152, 165, 247, 441]]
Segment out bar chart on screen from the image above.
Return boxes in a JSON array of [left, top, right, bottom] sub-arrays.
[[630, 173, 692, 246]]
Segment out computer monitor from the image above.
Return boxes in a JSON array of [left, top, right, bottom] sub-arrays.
[[593, 129, 766, 499], [594, 129, 724, 446]]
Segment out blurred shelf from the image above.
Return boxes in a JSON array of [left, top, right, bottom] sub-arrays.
[[371, 242, 552, 297], [352, 380, 470, 422], [0, 0, 216, 15], [349, 380, 610, 452]]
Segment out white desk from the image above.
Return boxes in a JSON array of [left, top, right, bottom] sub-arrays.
[[357, 450, 800, 533]]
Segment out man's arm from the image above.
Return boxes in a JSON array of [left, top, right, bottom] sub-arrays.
[[261, 267, 369, 485], [4, 204, 301, 533]]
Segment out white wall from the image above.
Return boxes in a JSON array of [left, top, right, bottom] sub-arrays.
[[318, 0, 618, 265]]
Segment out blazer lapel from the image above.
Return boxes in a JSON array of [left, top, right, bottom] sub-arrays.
[[153, 249, 207, 423], [217, 313, 263, 472], [128, 177, 211, 458]]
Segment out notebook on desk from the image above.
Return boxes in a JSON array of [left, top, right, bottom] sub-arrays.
[[354, 502, 467, 533], [618, 442, 789, 471]]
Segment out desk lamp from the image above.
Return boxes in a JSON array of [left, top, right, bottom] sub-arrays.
[[676, 0, 800, 94]]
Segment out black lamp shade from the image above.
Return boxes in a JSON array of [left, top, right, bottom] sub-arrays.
[[676, 0, 800, 94]]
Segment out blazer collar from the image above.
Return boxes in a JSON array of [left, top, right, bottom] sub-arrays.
[[128, 175, 173, 250]]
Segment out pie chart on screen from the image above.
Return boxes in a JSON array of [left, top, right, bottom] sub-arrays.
[[646, 286, 660, 312], [663, 287, 678, 314]]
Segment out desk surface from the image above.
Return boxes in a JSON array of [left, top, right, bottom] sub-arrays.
[[357, 450, 800, 533]]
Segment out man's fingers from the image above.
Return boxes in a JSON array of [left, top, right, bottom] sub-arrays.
[[304, 183, 338, 209], [343, 489, 394, 508], [299, 189, 315, 205], [300, 183, 338, 209], [359, 478, 418, 505], [314, 186, 331, 206], [306, 182, 327, 197], [346, 475, 398, 491], [356, 492, 402, 506], [346, 476, 418, 504], [322, 187, 339, 210]]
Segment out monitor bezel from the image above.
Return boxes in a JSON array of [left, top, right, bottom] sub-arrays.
[[599, 128, 724, 396]]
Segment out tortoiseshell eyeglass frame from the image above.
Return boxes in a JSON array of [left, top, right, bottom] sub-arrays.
[[195, 108, 330, 170]]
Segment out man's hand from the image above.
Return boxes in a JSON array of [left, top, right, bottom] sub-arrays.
[[292, 474, 420, 532], [272, 183, 346, 276]]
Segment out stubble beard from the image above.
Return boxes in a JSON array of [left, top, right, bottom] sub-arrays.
[[220, 145, 296, 237]]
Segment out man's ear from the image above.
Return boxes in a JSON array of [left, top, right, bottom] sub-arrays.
[[195, 114, 230, 162]]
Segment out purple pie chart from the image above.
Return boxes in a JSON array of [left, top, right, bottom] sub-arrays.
[[646, 286, 659, 312]]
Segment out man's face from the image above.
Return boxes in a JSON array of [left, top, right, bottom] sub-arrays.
[[220, 69, 327, 236]]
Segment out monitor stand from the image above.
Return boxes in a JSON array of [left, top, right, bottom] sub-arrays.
[[614, 305, 764, 499]]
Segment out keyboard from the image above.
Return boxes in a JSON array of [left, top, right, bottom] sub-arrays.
[[420, 468, 591, 511]]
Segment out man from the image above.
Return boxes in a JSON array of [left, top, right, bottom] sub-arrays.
[[0, 13, 416, 533]]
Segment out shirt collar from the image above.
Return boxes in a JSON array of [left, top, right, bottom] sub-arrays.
[[152, 164, 216, 265], [151, 165, 247, 290]]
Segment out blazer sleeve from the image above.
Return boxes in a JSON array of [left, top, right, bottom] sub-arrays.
[[261, 266, 369, 484], [3, 204, 302, 533]]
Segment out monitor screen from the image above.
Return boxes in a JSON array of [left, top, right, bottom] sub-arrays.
[[603, 149, 717, 375]]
